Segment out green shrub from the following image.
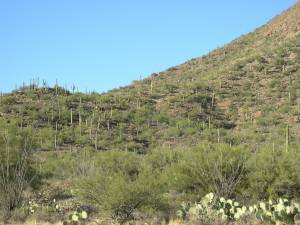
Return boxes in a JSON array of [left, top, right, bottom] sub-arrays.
[[74, 167, 168, 224], [246, 148, 300, 201], [168, 144, 250, 199], [0, 127, 37, 220]]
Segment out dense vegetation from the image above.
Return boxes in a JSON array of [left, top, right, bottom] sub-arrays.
[[1, 2, 300, 224]]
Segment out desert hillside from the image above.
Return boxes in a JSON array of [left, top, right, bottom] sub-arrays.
[[0, 2, 300, 225]]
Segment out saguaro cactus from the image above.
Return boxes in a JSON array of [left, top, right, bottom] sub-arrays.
[[90, 118, 93, 139], [107, 120, 110, 130], [20, 115, 23, 129], [95, 130, 98, 150], [285, 124, 289, 153], [54, 121, 58, 149], [150, 80, 154, 94], [70, 109, 73, 125], [282, 64, 286, 73], [51, 108, 54, 121], [55, 79, 58, 95], [211, 91, 215, 107]]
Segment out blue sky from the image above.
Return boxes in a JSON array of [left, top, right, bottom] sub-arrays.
[[0, 0, 297, 93]]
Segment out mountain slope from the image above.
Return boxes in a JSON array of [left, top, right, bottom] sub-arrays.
[[1, 2, 300, 153]]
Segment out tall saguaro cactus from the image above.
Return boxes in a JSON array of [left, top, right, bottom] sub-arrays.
[[107, 120, 110, 130], [211, 91, 215, 107], [54, 121, 58, 150], [55, 79, 58, 95], [79, 97, 82, 136], [95, 130, 98, 150], [70, 109, 73, 125], [285, 124, 289, 153], [90, 118, 93, 139], [110, 106, 113, 118], [150, 80, 153, 94]]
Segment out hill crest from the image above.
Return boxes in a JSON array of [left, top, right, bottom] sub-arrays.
[[1, 2, 300, 152]]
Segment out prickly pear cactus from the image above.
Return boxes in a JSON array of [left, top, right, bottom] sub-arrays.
[[178, 193, 300, 225]]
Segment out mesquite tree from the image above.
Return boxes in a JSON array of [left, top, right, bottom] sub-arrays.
[[0, 127, 36, 220]]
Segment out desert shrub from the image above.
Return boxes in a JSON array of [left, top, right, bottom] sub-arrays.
[[36, 144, 300, 223], [0, 127, 37, 220], [144, 148, 182, 172], [74, 165, 168, 224], [246, 148, 300, 201], [256, 113, 282, 127], [39, 148, 96, 180], [1, 95, 18, 105], [163, 127, 182, 139], [183, 127, 198, 136], [186, 94, 212, 108], [93, 151, 142, 177], [169, 144, 250, 199]]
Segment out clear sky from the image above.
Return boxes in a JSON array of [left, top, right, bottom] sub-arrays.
[[0, 0, 297, 93]]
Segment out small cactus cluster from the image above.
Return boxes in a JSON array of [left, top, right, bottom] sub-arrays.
[[25, 198, 62, 215], [177, 193, 220, 223], [177, 193, 248, 221], [63, 209, 88, 225], [27, 200, 39, 214], [214, 195, 248, 220], [255, 198, 300, 224], [177, 193, 300, 224]]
